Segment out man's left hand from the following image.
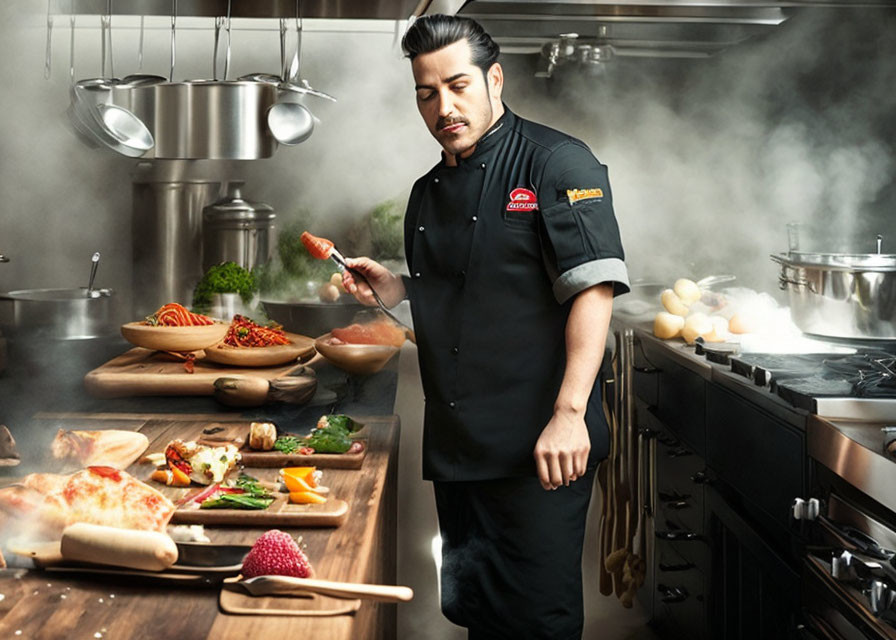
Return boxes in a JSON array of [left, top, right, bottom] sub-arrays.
[[533, 409, 591, 490]]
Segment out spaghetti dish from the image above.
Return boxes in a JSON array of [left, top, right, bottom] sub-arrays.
[[146, 303, 214, 327], [222, 315, 291, 348]]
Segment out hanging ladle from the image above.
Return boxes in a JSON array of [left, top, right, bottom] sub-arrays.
[[266, 13, 315, 146], [86, 252, 101, 298]]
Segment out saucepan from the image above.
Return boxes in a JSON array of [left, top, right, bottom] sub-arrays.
[[771, 240, 896, 341], [0, 288, 115, 340]]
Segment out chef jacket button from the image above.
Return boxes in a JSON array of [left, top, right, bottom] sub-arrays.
[[451, 347, 459, 355], [418, 226, 425, 232], [472, 216, 478, 222], [479, 163, 486, 170], [449, 401, 457, 409], [434, 177, 440, 183], [414, 272, 421, 279]]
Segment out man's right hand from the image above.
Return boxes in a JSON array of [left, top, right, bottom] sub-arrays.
[[342, 257, 406, 309]]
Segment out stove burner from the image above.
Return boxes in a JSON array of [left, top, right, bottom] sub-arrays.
[[822, 353, 896, 398]]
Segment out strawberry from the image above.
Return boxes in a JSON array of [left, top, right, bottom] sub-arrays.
[[241, 529, 313, 578]]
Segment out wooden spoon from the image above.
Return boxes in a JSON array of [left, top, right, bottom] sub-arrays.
[[231, 575, 413, 603]]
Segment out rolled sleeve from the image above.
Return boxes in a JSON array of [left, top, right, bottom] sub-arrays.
[[538, 141, 629, 303], [553, 257, 630, 304]]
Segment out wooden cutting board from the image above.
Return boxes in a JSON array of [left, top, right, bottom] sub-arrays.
[[172, 494, 349, 528], [150, 420, 368, 470], [131, 420, 350, 527], [84, 348, 310, 398]]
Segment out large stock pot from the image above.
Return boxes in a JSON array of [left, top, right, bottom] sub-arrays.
[[770, 251, 896, 341]]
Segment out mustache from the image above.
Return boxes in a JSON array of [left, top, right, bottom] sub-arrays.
[[436, 116, 468, 131]]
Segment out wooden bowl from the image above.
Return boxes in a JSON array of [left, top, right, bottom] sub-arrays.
[[203, 332, 315, 367], [120, 321, 229, 353], [313, 333, 399, 375]]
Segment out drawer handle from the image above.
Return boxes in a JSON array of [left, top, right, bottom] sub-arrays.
[[658, 491, 691, 502], [665, 500, 690, 510], [659, 562, 695, 572], [656, 530, 699, 541], [667, 447, 692, 458], [691, 471, 710, 485], [657, 584, 689, 604]]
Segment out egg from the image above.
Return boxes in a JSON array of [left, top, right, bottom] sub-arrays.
[[661, 289, 690, 317], [673, 278, 702, 305], [653, 312, 685, 339]]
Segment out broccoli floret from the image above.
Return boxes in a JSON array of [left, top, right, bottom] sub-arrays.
[[192, 261, 258, 312]]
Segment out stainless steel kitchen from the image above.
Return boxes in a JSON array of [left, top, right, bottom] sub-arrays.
[[0, 0, 895, 639]]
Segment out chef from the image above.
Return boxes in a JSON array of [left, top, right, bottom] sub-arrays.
[[343, 14, 629, 639]]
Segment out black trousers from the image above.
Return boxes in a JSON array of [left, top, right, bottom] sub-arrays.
[[433, 466, 597, 640]]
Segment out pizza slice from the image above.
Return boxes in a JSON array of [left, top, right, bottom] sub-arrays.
[[0, 466, 175, 538]]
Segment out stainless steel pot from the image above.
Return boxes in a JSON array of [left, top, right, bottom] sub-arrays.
[[261, 299, 367, 338], [111, 81, 279, 160], [771, 251, 896, 341], [202, 182, 276, 273], [0, 288, 115, 340]]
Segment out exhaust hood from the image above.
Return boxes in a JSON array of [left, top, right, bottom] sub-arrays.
[[422, 0, 896, 62]]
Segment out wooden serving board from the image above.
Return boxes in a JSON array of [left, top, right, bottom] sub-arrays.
[[219, 578, 361, 617], [84, 348, 309, 398], [131, 420, 350, 527], [181, 420, 368, 470], [172, 494, 349, 528]]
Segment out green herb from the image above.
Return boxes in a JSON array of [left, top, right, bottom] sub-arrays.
[[305, 428, 352, 454], [192, 261, 258, 313], [199, 474, 274, 510], [319, 414, 362, 434], [274, 435, 302, 454], [368, 200, 404, 260], [200, 493, 273, 510]]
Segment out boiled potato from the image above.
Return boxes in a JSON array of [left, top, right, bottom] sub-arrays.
[[318, 283, 340, 303], [729, 312, 758, 334], [330, 272, 347, 293], [681, 312, 713, 345], [709, 316, 730, 340], [661, 289, 690, 317], [653, 312, 685, 340], [673, 278, 702, 305]]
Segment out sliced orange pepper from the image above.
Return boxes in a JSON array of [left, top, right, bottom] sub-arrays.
[[280, 466, 318, 490], [289, 490, 327, 505]]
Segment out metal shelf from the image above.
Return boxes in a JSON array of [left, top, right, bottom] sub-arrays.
[[51, 0, 427, 20]]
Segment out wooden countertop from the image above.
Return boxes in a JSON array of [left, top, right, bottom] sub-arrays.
[[0, 413, 401, 640]]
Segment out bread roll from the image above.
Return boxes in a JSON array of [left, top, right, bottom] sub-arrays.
[[661, 289, 690, 317], [249, 422, 277, 451], [60, 522, 178, 572], [653, 312, 685, 340]]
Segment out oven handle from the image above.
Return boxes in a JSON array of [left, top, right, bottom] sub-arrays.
[[657, 584, 689, 604]]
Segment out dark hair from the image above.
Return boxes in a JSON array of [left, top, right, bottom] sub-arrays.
[[401, 14, 500, 74]]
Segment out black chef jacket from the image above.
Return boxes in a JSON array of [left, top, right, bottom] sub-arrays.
[[403, 106, 629, 481]]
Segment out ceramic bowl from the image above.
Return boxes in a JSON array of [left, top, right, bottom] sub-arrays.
[[313, 333, 399, 375], [120, 321, 229, 353]]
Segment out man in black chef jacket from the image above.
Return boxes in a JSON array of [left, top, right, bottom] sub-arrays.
[[343, 14, 629, 639]]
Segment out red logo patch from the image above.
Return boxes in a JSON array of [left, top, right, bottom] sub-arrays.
[[506, 187, 538, 212]]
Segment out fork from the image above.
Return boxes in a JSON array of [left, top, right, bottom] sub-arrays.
[[329, 247, 416, 343]]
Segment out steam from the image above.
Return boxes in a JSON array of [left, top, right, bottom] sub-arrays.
[[505, 8, 896, 290]]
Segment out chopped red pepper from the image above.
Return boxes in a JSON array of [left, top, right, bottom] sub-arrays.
[[88, 466, 121, 481], [300, 231, 334, 260]]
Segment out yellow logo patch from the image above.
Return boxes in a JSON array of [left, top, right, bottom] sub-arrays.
[[566, 188, 604, 205]]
